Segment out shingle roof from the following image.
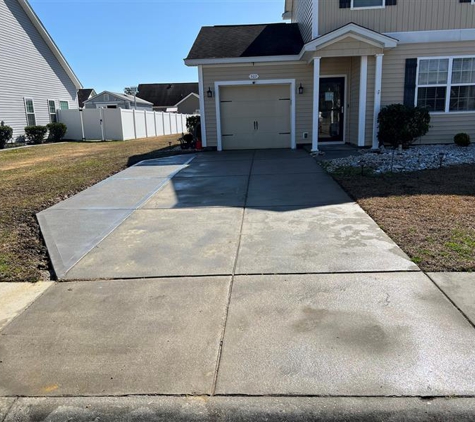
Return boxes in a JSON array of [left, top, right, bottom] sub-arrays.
[[137, 83, 199, 107], [77, 89, 95, 108], [186, 23, 304, 60]]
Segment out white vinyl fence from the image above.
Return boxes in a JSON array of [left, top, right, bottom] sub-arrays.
[[58, 108, 191, 141]]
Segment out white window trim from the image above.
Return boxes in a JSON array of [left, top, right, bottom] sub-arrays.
[[415, 55, 475, 114], [59, 100, 70, 110], [351, 0, 385, 10], [47, 99, 57, 122], [24, 97, 36, 126]]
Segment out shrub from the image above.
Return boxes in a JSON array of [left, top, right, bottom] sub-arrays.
[[24, 125, 47, 144], [378, 104, 431, 148], [0, 122, 13, 149], [47, 122, 67, 142], [454, 132, 471, 147], [186, 115, 200, 134]]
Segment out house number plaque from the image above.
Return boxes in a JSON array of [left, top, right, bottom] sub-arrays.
[[249, 74, 259, 80]]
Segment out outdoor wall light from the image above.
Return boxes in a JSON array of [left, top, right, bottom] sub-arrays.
[[298, 83, 304, 95], [207, 87, 213, 98]]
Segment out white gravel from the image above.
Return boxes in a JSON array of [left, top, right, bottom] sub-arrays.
[[324, 144, 475, 173]]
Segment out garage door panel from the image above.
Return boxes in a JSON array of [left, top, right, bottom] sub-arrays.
[[220, 84, 291, 150]]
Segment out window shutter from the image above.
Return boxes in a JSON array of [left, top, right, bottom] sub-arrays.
[[404, 58, 418, 108], [339, 0, 351, 8], [386, 0, 397, 5]]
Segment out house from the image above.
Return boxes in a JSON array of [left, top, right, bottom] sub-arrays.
[[78, 89, 97, 108], [83, 91, 154, 111], [185, 0, 475, 151], [137, 83, 200, 114], [0, 0, 82, 140]]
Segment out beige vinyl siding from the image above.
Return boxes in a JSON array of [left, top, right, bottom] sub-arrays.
[[177, 95, 200, 114], [382, 41, 475, 144], [319, 0, 475, 36], [292, 0, 313, 42], [202, 59, 352, 148], [0, 0, 78, 140]]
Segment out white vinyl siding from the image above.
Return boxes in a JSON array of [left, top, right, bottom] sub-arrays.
[[0, 0, 78, 140], [24, 98, 36, 126], [48, 99, 57, 122]]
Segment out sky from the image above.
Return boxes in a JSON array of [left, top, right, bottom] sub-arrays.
[[29, 0, 284, 93]]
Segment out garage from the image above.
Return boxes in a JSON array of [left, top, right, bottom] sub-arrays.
[[219, 84, 292, 150]]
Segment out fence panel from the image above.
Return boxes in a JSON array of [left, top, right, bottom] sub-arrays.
[[121, 110, 136, 140], [145, 111, 156, 137], [155, 112, 164, 136], [102, 109, 124, 141], [163, 113, 172, 135], [58, 110, 83, 140], [83, 109, 103, 140]]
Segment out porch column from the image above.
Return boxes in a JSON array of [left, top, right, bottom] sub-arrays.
[[312, 57, 321, 152], [358, 56, 368, 147], [372, 53, 384, 149]]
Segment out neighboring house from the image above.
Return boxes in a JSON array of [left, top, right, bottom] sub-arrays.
[[78, 88, 97, 108], [185, 0, 475, 151], [137, 83, 200, 113], [83, 91, 153, 110], [0, 0, 82, 140]]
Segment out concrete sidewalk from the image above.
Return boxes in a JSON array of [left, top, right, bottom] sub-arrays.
[[1, 150, 475, 420]]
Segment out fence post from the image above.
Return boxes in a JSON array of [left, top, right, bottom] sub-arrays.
[[133, 109, 137, 139], [144, 110, 148, 138], [79, 109, 85, 141], [154, 111, 158, 136]]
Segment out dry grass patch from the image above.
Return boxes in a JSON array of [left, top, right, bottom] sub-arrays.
[[0, 135, 182, 282], [331, 164, 475, 272]]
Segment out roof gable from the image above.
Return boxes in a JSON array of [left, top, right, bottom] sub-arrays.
[[84, 91, 153, 105], [137, 83, 199, 107]]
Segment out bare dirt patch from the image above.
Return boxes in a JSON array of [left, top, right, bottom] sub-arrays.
[[331, 164, 475, 272], [0, 135, 182, 282]]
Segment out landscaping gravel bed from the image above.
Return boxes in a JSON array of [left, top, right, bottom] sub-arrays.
[[324, 144, 475, 173]]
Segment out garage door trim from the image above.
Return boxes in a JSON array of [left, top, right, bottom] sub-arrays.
[[214, 79, 296, 151]]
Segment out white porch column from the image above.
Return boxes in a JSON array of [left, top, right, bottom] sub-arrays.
[[358, 56, 368, 147], [372, 53, 384, 149], [198, 65, 207, 147], [312, 57, 321, 152]]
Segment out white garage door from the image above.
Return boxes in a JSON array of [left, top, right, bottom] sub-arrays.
[[219, 85, 291, 150]]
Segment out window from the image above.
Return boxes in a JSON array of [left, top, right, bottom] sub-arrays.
[[24, 98, 36, 126], [59, 101, 69, 110], [351, 0, 384, 9], [48, 100, 57, 123], [416, 57, 475, 113]]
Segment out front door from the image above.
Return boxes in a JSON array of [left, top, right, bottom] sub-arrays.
[[319, 77, 345, 143]]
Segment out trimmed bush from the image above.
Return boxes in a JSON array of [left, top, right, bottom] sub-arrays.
[[47, 122, 67, 142], [186, 115, 200, 133], [378, 104, 431, 149], [454, 132, 471, 147], [24, 125, 48, 145], [0, 122, 13, 149]]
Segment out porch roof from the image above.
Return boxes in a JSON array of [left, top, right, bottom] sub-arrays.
[[303, 23, 398, 58]]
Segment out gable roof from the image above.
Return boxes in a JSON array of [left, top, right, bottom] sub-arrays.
[[185, 23, 304, 61], [137, 83, 199, 107], [84, 91, 153, 105], [174, 92, 199, 107], [17, 0, 82, 89], [77, 89, 96, 108]]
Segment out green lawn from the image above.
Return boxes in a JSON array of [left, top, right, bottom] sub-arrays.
[[331, 164, 475, 272], [0, 135, 181, 282]]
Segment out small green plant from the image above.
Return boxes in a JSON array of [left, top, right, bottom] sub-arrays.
[[0, 121, 13, 149], [24, 125, 48, 145], [378, 104, 431, 148], [454, 132, 471, 147], [47, 122, 67, 142], [186, 115, 200, 134]]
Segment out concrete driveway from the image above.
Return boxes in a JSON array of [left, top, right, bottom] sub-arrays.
[[2, 149, 475, 411], [38, 149, 417, 280]]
